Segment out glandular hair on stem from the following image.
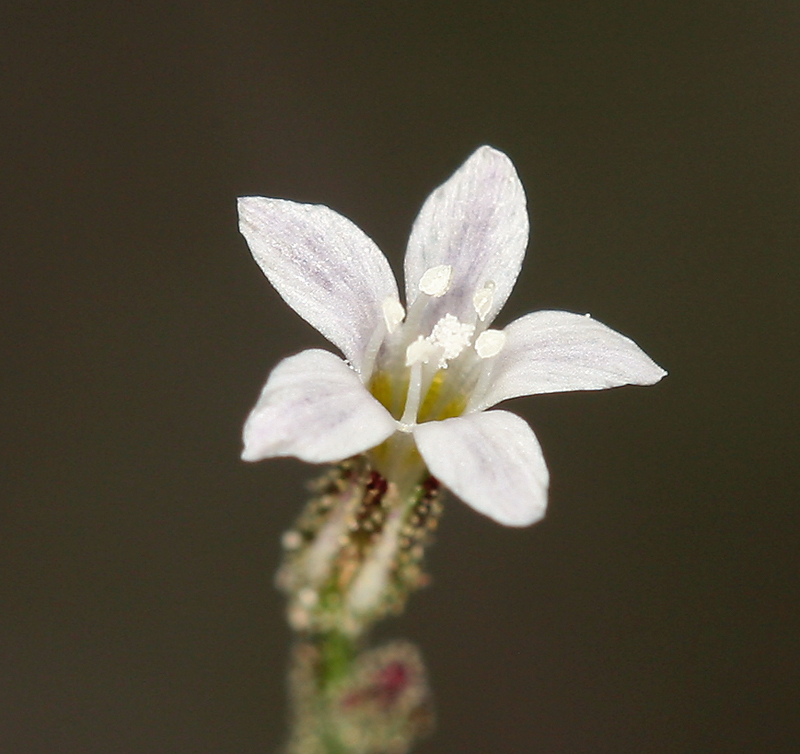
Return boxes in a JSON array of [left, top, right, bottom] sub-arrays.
[[277, 455, 444, 637]]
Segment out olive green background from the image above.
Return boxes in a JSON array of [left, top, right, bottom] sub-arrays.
[[2, 2, 798, 752]]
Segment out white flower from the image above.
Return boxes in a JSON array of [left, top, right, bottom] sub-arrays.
[[238, 146, 666, 527]]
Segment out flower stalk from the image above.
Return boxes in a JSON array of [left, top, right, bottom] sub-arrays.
[[278, 459, 439, 753]]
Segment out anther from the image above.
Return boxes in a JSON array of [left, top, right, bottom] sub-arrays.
[[419, 265, 453, 297], [474, 329, 506, 359], [405, 335, 438, 367], [472, 280, 496, 321], [382, 297, 406, 334]]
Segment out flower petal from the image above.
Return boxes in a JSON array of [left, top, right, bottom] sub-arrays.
[[404, 146, 528, 328], [413, 411, 548, 527], [242, 349, 397, 464], [470, 310, 667, 411], [238, 197, 400, 373]]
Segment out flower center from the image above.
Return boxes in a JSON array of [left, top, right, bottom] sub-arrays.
[[396, 311, 475, 429], [368, 266, 507, 430], [365, 267, 507, 487]]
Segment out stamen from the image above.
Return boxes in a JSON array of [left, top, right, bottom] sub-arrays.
[[430, 314, 475, 365], [472, 280, 496, 321], [474, 329, 506, 359], [399, 361, 424, 429], [405, 336, 437, 367], [419, 265, 453, 297], [382, 297, 406, 334]]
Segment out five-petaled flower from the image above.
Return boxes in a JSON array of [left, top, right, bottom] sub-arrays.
[[238, 146, 666, 526]]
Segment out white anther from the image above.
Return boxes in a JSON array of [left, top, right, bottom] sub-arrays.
[[472, 280, 496, 321], [430, 314, 475, 363], [419, 265, 453, 297], [405, 335, 438, 366], [381, 297, 405, 334], [475, 329, 506, 359]]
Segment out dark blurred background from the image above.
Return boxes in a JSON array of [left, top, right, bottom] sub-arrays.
[[2, 2, 798, 752]]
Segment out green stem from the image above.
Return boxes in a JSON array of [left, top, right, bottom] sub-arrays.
[[317, 630, 357, 691], [313, 631, 359, 754]]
